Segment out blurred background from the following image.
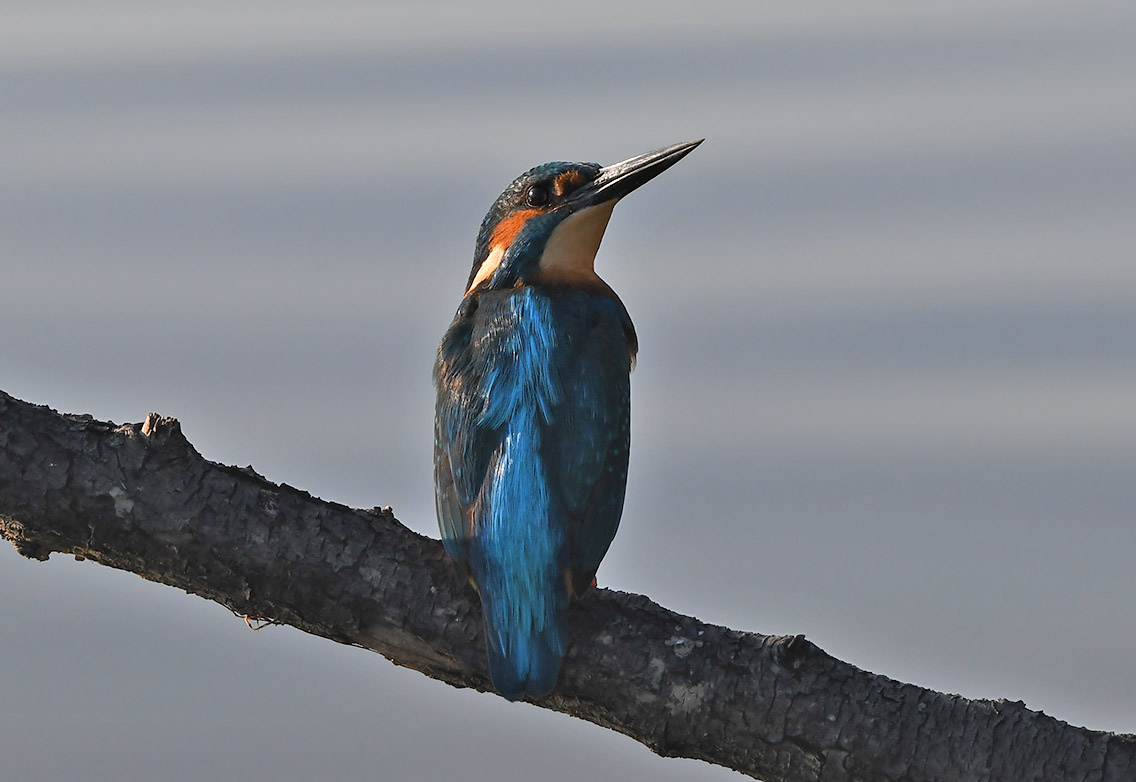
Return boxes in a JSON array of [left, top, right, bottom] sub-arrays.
[[2, 2, 1134, 779]]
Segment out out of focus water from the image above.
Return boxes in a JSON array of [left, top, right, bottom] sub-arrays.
[[2, 3, 1134, 779]]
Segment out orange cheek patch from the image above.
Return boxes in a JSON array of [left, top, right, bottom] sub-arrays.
[[466, 208, 542, 295], [489, 207, 540, 252]]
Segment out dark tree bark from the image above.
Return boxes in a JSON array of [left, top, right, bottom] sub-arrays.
[[0, 388, 1131, 782]]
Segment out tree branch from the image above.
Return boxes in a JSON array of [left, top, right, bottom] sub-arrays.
[[0, 388, 1131, 781]]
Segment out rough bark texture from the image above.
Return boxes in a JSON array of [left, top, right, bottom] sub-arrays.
[[0, 388, 1132, 782]]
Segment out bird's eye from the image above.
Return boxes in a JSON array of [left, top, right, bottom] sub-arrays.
[[526, 185, 550, 207]]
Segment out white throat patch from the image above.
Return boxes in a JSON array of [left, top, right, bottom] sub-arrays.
[[537, 201, 617, 283]]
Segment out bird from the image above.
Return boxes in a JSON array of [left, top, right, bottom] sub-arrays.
[[433, 139, 702, 700]]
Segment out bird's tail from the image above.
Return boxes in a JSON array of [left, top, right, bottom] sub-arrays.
[[479, 579, 568, 701]]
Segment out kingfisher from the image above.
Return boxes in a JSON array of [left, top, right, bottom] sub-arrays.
[[433, 139, 702, 700]]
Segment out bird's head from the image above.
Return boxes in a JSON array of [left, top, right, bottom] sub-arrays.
[[464, 139, 702, 296]]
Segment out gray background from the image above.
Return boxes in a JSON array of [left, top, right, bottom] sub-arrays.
[[2, 2, 1134, 779]]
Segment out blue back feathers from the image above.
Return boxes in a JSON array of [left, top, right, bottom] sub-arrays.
[[434, 286, 634, 700], [471, 293, 565, 698]]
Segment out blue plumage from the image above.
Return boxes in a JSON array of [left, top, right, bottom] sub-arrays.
[[469, 292, 565, 697], [433, 141, 700, 699]]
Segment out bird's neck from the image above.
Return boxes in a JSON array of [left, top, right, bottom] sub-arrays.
[[531, 201, 616, 289], [465, 202, 619, 298]]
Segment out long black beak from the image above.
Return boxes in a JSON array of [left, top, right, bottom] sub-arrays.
[[573, 139, 703, 208]]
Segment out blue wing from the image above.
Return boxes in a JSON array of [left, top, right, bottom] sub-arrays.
[[433, 299, 495, 565]]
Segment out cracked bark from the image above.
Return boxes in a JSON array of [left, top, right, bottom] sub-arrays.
[[0, 388, 1132, 782]]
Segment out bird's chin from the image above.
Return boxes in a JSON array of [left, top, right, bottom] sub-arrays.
[[535, 202, 617, 285]]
